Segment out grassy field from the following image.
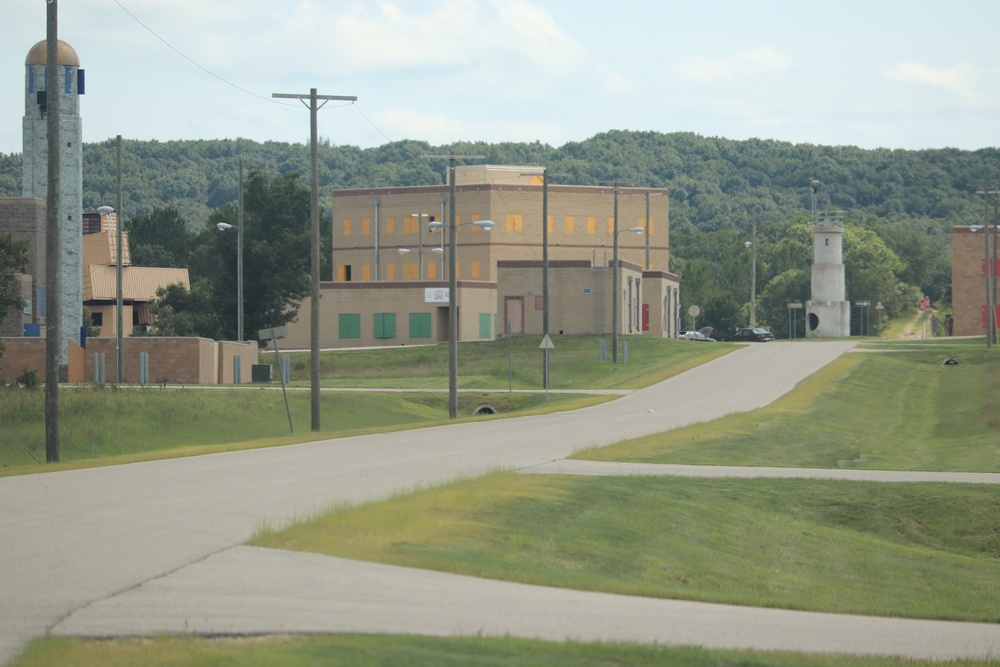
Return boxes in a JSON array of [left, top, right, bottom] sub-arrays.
[[578, 346, 1000, 471], [15, 635, 994, 667], [1, 335, 726, 473], [283, 335, 733, 390]]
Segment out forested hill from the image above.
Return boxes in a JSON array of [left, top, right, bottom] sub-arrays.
[[1, 130, 998, 232]]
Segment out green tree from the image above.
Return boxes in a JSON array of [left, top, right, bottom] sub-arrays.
[[198, 170, 311, 342], [146, 280, 221, 338], [125, 206, 194, 268]]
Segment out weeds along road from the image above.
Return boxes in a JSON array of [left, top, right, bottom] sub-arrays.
[[0, 340, 921, 665]]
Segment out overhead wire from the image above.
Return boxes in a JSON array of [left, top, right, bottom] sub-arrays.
[[112, 0, 397, 143]]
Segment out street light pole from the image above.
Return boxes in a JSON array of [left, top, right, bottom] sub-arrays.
[[750, 206, 757, 329], [423, 154, 484, 418], [115, 136, 124, 382], [272, 88, 357, 431], [237, 158, 244, 342], [410, 213, 429, 280]]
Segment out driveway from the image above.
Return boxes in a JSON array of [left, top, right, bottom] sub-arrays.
[[12, 341, 992, 663]]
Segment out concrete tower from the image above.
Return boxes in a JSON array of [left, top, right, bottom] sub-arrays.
[[806, 211, 851, 337], [22, 39, 84, 361]]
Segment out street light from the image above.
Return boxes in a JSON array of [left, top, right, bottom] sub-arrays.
[[96, 205, 122, 382], [612, 223, 645, 364], [644, 191, 664, 271], [428, 217, 494, 418], [745, 206, 758, 328], [410, 213, 429, 280], [216, 220, 243, 343]]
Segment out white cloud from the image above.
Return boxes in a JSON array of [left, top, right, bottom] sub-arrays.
[[885, 60, 979, 103], [677, 46, 792, 84]]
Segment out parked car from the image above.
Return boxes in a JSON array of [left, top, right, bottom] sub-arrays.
[[722, 327, 776, 342], [679, 330, 717, 342]]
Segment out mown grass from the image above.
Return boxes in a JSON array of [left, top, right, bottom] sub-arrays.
[[15, 634, 996, 667], [0, 387, 606, 473], [577, 348, 1000, 471], [254, 471, 1000, 623], [284, 335, 733, 390]]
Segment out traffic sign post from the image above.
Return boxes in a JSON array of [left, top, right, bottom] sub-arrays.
[[539, 335, 555, 401], [875, 301, 885, 337], [259, 325, 294, 435]]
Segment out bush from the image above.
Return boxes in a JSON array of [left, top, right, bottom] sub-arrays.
[[14, 368, 39, 390]]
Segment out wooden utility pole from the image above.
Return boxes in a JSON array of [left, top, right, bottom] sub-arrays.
[[272, 89, 356, 431], [44, 0, 61, 462]]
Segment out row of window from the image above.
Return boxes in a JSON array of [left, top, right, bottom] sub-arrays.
[[338, 312, 494, 340], [338, 215, 657, 237], [336, 260, 482, 282]]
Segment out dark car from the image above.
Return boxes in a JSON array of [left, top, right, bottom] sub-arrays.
[[722, 327, 776, 342], [679, 330, 717, 342]]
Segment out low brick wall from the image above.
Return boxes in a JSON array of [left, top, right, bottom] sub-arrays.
[[0, 337, 258, 384]]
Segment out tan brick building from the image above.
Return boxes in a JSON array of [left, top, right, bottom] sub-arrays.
[[284, 165, 680, 348], [952, 225, 999, 336]]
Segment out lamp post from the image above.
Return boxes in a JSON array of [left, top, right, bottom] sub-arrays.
[[974, 186, 1000, 348], [644, 191, 664, 271], [612, 218, 645, 364], [428, 217, 494, 418], [216, 219, 243, 343], [745, 206, 758, 328], [96, 205, 122, 381], [410, 213, 429, 280]]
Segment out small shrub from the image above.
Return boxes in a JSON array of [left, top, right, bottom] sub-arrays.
[[15, 368, 40, 390]]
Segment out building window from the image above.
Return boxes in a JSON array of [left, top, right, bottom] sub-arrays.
[[386, 217, 395, 235], [343, 219, 353, 237], [91, 311, 103, 326], [505, 214, 524, 232], [374, 313, 396, 339], [338, 313, 361, 339], [362, 218, 371, 236], [409, 312, 431, 338], [565, 216, 575, 234]]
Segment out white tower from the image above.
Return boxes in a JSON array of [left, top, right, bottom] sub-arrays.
[[22, 39, 84, 361], [806, 211, 851, 337]]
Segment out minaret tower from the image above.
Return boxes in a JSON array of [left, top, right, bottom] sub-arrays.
[[805, 181, 851, 337], [22, 39, 84, 360]]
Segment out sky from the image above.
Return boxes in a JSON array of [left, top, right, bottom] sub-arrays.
[[3, 0, 1000, 157]]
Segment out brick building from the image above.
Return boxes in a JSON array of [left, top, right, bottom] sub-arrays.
[[952, 225, 999, 336]]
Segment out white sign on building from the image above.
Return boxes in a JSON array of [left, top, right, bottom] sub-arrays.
[[425, 287, 450, 303]]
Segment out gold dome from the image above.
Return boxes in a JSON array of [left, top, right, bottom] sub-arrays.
[[25, 40, 80, 67]]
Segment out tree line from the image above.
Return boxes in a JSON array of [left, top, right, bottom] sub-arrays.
[[2, 130, 998, 340]]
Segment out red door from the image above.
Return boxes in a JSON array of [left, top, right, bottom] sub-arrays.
[[642, 304, 650, 331]]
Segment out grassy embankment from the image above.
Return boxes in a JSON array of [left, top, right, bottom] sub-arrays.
[[0, 335, 729, 473]]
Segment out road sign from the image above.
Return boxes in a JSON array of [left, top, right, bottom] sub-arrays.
[[787, 302, 803, 309], [539, 335, 555, 349], [688, 305, 700, 317], [876, 301, 885, 311], [258, 325, 288, 341]]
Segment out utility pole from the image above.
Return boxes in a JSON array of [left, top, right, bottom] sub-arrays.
[[116, 135, 123, 382], [750, 206, 758, 328], [973, 185, 1000, 348], [272, 89, 357, 431], [44, 0, 61, 463]]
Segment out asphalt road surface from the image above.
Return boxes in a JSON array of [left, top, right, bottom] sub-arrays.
[[5, 340, 999, 663]]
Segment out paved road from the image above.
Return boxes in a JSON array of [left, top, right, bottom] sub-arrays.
[[6, 340, 996, 663]]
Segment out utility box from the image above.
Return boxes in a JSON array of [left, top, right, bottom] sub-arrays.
[[251, 364, 273, 383]]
